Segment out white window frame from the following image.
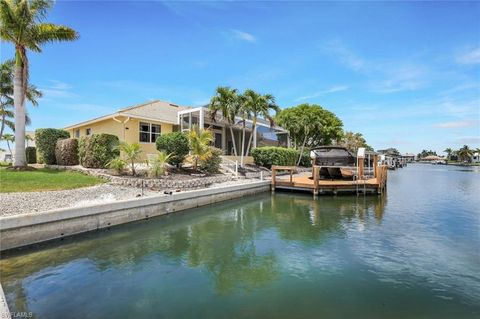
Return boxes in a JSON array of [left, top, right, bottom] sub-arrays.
[[139, 122, 161, 143]]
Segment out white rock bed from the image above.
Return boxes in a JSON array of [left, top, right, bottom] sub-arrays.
[[0, 179, 264, 217]]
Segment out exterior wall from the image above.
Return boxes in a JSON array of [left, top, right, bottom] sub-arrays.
[[68, 117, 174, 161]]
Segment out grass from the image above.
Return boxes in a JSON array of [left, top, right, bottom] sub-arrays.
[[0, 167, 105, 193]]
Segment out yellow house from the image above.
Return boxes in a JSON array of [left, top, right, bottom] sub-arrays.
[[64, 100, 190, 160]]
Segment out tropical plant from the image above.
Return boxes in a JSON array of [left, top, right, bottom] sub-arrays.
[[78, 134, 119, 168], [200, 147, 222, 173], [0, 59, 42, 140], [117, 142, 142, 176], [457, 145, 473, 162], [2, 133, 14, 155], [107, 157, 126, 175], [443, 148, 453, 160], [188, 126, 213, 171], [155, 132, 189, 167], [35, 128, 69, 164], [242, 89, 279, 159], [0, 0, 79, 166], [341, 131, 373, 154], [276, 103, 343, 165], [148, 151, 172, 178], [209, 86, 240, 157]]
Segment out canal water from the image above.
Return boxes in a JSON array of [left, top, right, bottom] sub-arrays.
[[1, 164, 479, 318]]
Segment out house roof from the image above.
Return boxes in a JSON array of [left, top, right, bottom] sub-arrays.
[[64, 100, 191, 129]]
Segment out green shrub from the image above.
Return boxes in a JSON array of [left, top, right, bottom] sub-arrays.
[[26, 146, 37, 164], [155, 132, 189, 167], [251, 147, 298, 168], [35, 128, 70, 164], [55, 138, 79, 166], [107, 157, 126, 175], [200, 147, 222, 173], [79, 134, 120, 168], [299, 151, 312, 167]]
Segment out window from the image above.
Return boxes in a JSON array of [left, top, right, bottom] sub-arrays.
[[139, 122, 161, 143], [86, 128, 92, 136], [74, 129, 80, 138]]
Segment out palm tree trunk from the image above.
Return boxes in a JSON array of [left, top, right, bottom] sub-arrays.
[[6, 141, 12, 155], [229, 126, 238, 157], [240, 121, 246, 167], [13, 63, 26, 166], [0, 113, 5, 140], [245, 122, 256, 157]]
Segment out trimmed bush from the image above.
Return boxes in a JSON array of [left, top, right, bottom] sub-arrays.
[[35, 128, 70, 164], [26, 146, 36, 164], [200, 147, 222, 174], [79, 134, 119, 168], [251, 147, 298, 168], [55, 138, 79, 166], [155, 132, 189, 167]]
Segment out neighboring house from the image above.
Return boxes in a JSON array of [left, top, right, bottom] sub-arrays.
[[65, 100, 289, 161], [402, 153, 416, 162]]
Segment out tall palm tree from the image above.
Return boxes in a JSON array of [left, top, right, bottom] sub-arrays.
[[2, 133, 14, 155], [457, 145, 473, 162], [0, 0, 79, 166], [443, 148, 453, 161], [209, 86, 240, 157], [0, 59, 42, 140], [243, 90, 278, 158], [188, 126, 213, 171]]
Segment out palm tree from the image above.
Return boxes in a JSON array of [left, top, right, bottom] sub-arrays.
[[443, 148, 453, 161], [243, 90, 279, 159], [0, 0, 79, 167], [2, 133, 14, 155], [0, 59, 42, 140], [209, 86, 240, 157], [188, 126, 213, 171], [457, 145, 473, 162], [117, 142, 143, 176], [25, 133, 33, 147]]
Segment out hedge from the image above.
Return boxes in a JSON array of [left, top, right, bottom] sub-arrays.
[[26, 146, 36, 164], [200, 147, 222, 174], [55, 138, 79, 166], [79, 134, 119, 168], [35, 128, 70, 164], [155, 132, 189, 167], [251, 147, 298, 168], [299, 151, 312, 167]]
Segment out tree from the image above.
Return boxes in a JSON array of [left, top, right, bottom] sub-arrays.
[[188, 126, 213, 171], [341, 131, 372, 154], [0, 59, 42, 140], [242, 89, 279, 158], [417, 149, 437, 159], [2, 133, 14, 155], [443, 148, 453, 160], [457, 145, 473, 162], [276, 103, 343, 165], [117, 142, 142, 176], [0, 0, 79, 166], [209, 87, 240, 157]]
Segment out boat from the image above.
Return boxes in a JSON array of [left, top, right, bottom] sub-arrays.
[[310, 146, 357, 180]]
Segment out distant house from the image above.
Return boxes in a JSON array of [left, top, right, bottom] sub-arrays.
[[65, 100, 288, 161], [402, 153, 416, 162], [473, 152, 480, 163]]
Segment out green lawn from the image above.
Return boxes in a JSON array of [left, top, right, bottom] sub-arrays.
[[0, 168, 105, 193]]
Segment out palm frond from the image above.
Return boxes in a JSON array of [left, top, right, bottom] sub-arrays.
[[35, 23, 79, 43]]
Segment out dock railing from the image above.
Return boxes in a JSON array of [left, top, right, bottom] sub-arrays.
[[271, 165, 297, 187]]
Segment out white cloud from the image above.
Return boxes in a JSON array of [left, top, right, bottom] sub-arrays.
[[295, 85, 348, 101], [456, 47, 480, 65], [39, 80, 77, 99], [230, 29, 256, 43], [323, 39, 364, 71], [455, 136, 480, 144], [433, 120, 478, 129]]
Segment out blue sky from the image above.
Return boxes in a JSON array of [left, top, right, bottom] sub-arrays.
[[1, 0, 479, 154]]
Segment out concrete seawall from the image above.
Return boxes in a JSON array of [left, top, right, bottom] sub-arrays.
[[0, 181, 270, 251]]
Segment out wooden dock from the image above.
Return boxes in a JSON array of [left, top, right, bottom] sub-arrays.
[[271, 164, 388, 196]]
